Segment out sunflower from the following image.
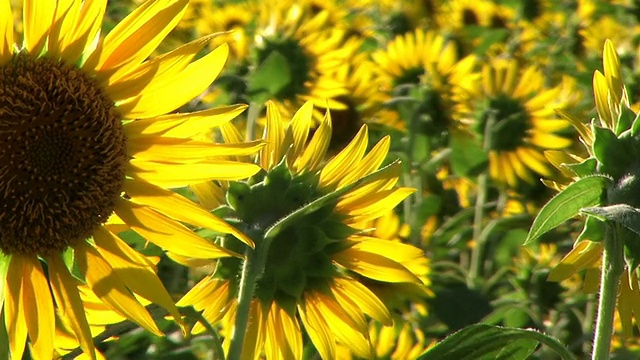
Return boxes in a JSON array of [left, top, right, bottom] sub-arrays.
[[0, 0, 263, 358], [249, 0, 358, 117], [541, 39, 640, 339], [455, 58, 573, 188], [436, 0, 514, 32], [371, 29, 476, 137], [178, 101, 426, 359]]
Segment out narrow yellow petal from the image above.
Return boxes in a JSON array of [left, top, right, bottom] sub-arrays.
[[182, 280, 232, 334], [106, 33, 218, 100], [529, 132, 572, 149], [114, 198, 240, 259], [124, 179, 254, 247], [548, 241, 603, 282], [0, 0, 13, 65], [295, 110, 332, 173], [239, 301, 267, 360], [314, 292, 371, 358], [23, 0, 55, 54], [128, 159, 261, 188], [117, 44, 229, 119], [265, 303, 303, 360], [123, 104, 247, 139], [332, 278, 392, 326], [47, 254, 97, 360], [59, 0, 107, 64], [47, 0, 76, 58], [603, 39, 623, 104], [337, 136, 390, 188], [5, 256, 28, 360], [339, 188, 415, 224], [593, 70, 613, 128], [298, 293, 336, 360], [319, 126, 368, 189], [190, 181, 226, 210], [261, 101, 286, 170], [128, 137, 264, 163], [555, 109, 593, 145], [287, 101, 313, 167], [75, 241, 163, 336], [89, 0, 188, 80], [22, 256, 55, 360], [349, 236, 425, 264], [331, 246, 422, 283]]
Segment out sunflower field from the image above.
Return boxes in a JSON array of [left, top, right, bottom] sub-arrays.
[[6, 0, 640, 359]]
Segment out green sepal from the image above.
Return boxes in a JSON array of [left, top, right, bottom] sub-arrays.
[[630, 107, 640, 135], [226, 181, 251, 213], [622, 226, 640, 274], [592, 125, 631, 178], [524, 174, 612, 245], [417, 324, 575, 360], [576, 215, 605, 242], [616, 103, 637, 135], [276, 265, 307, 299], [564, 158, 597, 178]]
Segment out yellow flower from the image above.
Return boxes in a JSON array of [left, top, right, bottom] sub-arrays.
[[0, 0, 262, 358], [455, 58, 573, 188], [179, 102, 427, 359]]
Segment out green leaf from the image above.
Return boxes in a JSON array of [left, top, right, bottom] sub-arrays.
[[564, 158, 597, 178], [592, 125, 631, 178], [247, 50, 291, 104], [524, 175, 611, 245], [576, 215, 605, 242], [418, 324, 575, 360], [616, 104, 637, 135], [449, 132, 488, 177]]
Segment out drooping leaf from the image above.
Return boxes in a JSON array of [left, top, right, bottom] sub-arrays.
[[418, 324, 575, 360], [524, 175, 611, 245], [576, 215, 605, 242]]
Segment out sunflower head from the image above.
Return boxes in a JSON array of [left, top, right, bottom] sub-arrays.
[[456, 58, 572, 187], [182, 101, 426, 358]]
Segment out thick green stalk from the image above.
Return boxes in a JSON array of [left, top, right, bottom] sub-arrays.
[[227, 231, 269, 360], [592, 223, 624, 360]]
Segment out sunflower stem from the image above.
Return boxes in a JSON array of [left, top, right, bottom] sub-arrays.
[[468, 114, 495, 287], [592, 222, 624, 360], [228, 229, 269, 360]]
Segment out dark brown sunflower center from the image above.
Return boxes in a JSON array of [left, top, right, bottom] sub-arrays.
[[0, 55, 127, 255], [473, 94, 530, 151]]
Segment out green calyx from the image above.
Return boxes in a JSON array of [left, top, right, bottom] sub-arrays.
[[474, 94, 530, 151], [213, 160, 359, 306]]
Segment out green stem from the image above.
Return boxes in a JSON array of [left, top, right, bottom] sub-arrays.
[[468, 114, 495, 286], [227, 230, 269, 360], [592, 223, 624, 360]]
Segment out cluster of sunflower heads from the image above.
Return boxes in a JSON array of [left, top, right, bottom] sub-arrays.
[[526, 40, 640, 271]]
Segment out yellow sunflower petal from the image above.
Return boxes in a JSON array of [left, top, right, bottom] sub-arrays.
[[92, 227, 183, 326], [295, 110, 332, 173], [339, 188, 415, 224], [47, 254, 96, 360], [124, 179, 254, 247], [593, 70, 613, 128], [23, 0, 55, 54], [548, 241, 603, 282], [114, 198, 240, 259], [58, 0, 106, 64], [319, 125, 368, 189], [127, 137, 264, 163], [123, 104, 247, 139], [314, 291, 371, 358], [117, 44, 229, 119], [190, 181, 226, 210], [603, 39, 623, 105], [332, 246, 422, 283], [88, 0, 188, 80], [127, 159, 260, 188], [75, 241, 163, 336], [5, 256, 28, 360], [0, 0, 12, 64], [333, 278, 392, 325], [22, 256, 55, 360], [529, 132, 572, 149], [287, 101, 313, 167], [337, 136, 390, 188], [262, 101, 286, 170], [187, 281, 232, 334], [298, 293, 336, 360], [265, 303, 303, 360]]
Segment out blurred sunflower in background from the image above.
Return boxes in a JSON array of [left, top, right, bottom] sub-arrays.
[[177, 102, 426, 359], [0, 0, 263, 357], [371, 29, 476, 140], [455, 58, 573, 188]]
